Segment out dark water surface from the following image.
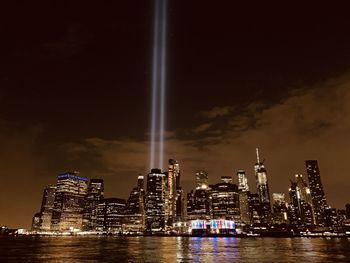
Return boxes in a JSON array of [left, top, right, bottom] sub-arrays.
[[1, 236, 350, 262]]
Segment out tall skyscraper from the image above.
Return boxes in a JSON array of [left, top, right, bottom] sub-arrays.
[[195, 170, 209, 190], [124, 175, 145, 232], [305, 160, 328, 226], [145, 169, 166, 232], [167, 159, 180, 225], [82, 179, 104, 231], [51, 172, 88, 231], [237, 170, 249, 192], [254, 148, 271, 224], [39, 185, 56, 230], [237, 170, 250, 223], [248, 193, 261, 224], [294, 174, 314, 226], [288, 181, 302, 226]]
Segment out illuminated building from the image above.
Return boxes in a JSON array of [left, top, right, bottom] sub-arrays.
[[237, 170, 250, 223], [294, 174, 314, 226], [346, 204, 350, 219], [210, 178, 240, 221], [31, 185, 57, 231], [190, 219, 235, 235], [254, 148, 271, 224], [31, 213, 42, 230], [187, 189, 211, 220], [272, 193, 288, 224], [248, 193, 261, 224], [324, 207, 339, 228], [237, 170, 249, 192], [187, 171, 211, 220], [167, 159, 180, 225], [288, 181, 302, 225], [39, 185, 56, 230], [145, 169, 166, 231], [305, 160, 328, 226], [50, 172, 88, 231], [82, 179, 104, 231], [124, 175, 145, 232], [195, 170, 209, 190], [96, 198, 126, 233], [174, 161, 185, 223]]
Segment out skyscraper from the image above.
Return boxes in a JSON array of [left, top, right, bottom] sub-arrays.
[[254, 148, 271, 224], [195, 170, 209, 190], [186, 189, 211, 220], [82, 179, 104, 231], [305, 160, 328, 226], [237, 170, 250, 223], [124, 175, 145, 232], [211, 177, 240, 221], [96, 198, 126, 233], [145, 169, 166, 232], [39, 185, 56, 230], [288, 181, 302, 226], [272, 193, 288, 224], [237, 170, 249, 192], [51, 172, 88, 231], [294, 174, 314, 226], [167, 159, 180, 225]]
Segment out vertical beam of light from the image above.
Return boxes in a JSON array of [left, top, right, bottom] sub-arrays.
[[149, 0, 167, 170], [158, 0, 167, 169], [149, 0, 160, 170]]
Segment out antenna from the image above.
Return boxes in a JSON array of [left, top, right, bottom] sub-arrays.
[[256, 148, 260, 164]]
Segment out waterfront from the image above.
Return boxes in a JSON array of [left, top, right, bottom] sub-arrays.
[[1, 236, 350, 262]]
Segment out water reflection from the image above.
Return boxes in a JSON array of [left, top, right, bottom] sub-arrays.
[[1, 236, 350, 262]]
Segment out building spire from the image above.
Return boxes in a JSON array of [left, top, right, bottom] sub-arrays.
[[256, 148, 260, 164]]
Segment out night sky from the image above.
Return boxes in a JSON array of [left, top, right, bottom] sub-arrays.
[[1, 1, 350, 228]]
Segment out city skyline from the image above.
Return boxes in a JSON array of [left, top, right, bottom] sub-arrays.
[[26, 157, 350, 236], [23, 153, 350, 232], [2, 1, 350, 230]]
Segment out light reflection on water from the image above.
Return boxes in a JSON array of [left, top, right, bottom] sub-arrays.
[[1, 236, 350, 262]]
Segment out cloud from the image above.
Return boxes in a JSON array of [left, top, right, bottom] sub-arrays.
[[193, 122, 212, 133], [202, 106, 233, 118]]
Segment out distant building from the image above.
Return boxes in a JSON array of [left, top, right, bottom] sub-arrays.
[[237, 170, 250, 223], [346, 204, 350, 219], [254, 148, 271, 224], [288, 181, 302, 226], [97, 198, 126, 233], [305, 160, 328, 226], [195, 170, 209, 190], [210, 178, 240, 221], [51, 172, 88, 231], [31, 212, 42, 231], [124, 176, 145, 232], [82, 179, 104, 231], [272, 193, 288, 224], [294, 174, 314, 226], [31, 185, 57, 231], [237, 170, 249, 192], [187, 189, 211, 220], [167, 159, 181, 225], [39, 185, 56, 230], [248, 193, 261, 224], [145, 169, 166, 232]]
